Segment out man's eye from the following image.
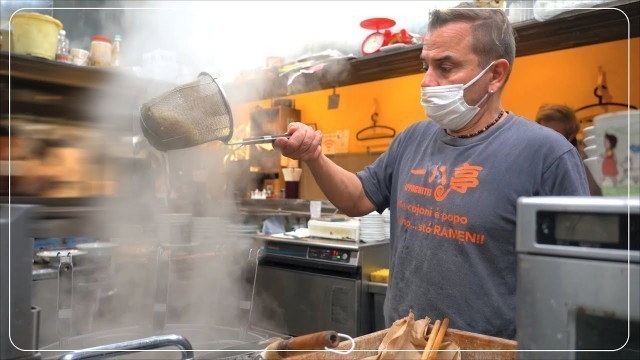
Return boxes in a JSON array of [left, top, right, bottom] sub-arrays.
[[420, 65, 428, 72], [440, 66, 452, 74]]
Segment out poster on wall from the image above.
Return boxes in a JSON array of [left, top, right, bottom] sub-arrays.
[[322, 130, 350, 155], [588, 110, 640, 196]]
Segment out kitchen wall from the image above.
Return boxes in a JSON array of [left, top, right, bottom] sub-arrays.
[[231, 37, 640, 200]]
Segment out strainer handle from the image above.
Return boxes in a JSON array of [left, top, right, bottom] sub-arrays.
[[227, 133, 291, 146]]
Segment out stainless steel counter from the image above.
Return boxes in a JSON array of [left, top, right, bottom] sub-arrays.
[[254, 234, 384, 250]]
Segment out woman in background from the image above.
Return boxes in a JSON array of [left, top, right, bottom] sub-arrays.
[[536, 104, 602, 196]]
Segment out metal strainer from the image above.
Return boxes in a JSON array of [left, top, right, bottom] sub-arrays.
[[140, 72, 289, 151]]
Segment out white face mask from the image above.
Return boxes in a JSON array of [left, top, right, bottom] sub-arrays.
[[420, 61, 495, 131]]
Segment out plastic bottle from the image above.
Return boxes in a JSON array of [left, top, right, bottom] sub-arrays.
[[55, 30, 64, 54], [55, 30, 71, 63], [111, 34, 122, 66]]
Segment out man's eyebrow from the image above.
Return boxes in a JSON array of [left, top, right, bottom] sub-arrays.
[[420, 54, 456, 63], [433, 55, 455, 63]]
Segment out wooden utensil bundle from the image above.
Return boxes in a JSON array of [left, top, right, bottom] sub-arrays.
[[421, 317, 450, 360]]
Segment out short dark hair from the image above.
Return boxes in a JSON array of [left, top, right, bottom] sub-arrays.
[[605, 133, 618, 149], [536, 104, 579, 140], [428, 2, 516, 80]]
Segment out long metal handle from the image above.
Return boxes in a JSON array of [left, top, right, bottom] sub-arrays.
[[152, 246, 171, 333], [57, 254, 74, 348], [243, 247, 263, 340], [58, 334, 194, 360], [226, 134, 291, 146]]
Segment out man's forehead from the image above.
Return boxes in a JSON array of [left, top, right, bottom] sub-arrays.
[[422, 22, 473, 59], [423, 22, 472, 44]]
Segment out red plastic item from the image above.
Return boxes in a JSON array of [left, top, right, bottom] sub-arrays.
[[360, 18, 396, 31], [92, 35, 110, 43]]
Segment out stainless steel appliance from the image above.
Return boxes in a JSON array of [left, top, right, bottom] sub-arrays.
[[1, 204, 39, 360], [250, 236, 389, 337], [516, 197, 639, 359]]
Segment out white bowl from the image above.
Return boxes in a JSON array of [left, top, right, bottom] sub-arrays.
[[583, 145, 598, 158], [582, 126, 595, 136], [583, 136, 596, 147]]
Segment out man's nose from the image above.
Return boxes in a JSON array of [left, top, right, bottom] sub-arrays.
[[421, 69, 438, 87]]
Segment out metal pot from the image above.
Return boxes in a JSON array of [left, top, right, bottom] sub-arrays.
[[39, 324, 267, 360]]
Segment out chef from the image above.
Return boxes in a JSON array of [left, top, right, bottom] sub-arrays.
[[274, 3, 588, 338]]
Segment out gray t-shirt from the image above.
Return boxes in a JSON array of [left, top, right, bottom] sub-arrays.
[[356, 113, 589, 339]]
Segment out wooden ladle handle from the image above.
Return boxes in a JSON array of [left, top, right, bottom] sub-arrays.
[[276, 331, 340, 358]]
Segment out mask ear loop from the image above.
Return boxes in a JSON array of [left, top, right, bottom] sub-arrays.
[[324, 333, 356, 355], [462, 60, 496, 90]]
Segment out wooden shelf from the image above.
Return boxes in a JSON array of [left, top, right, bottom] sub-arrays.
[[1, 0, 637, 106], [0, 51, 157, 93], [227, 0, 638, 103], [0, 52, 174, 127]]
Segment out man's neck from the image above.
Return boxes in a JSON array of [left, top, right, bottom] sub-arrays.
[[447, 104, 504, 137]]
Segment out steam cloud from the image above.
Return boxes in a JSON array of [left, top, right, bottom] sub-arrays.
[[21, 0, 457, 355]]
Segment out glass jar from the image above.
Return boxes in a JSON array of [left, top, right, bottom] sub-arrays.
[[90, 35, 111, 67]]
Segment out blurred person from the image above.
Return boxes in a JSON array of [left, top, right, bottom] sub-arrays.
[[274, 3, 589, 339], [536, 104, 602, 195]]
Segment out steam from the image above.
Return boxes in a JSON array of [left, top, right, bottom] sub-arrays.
[[47, 0, 454, 83], [24, 0, 461, 353]]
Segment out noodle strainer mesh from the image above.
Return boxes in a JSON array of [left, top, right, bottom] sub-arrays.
[[140, 72, 233, 151]]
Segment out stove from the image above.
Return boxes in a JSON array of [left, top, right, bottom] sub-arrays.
[[250, 236, 389, 337]]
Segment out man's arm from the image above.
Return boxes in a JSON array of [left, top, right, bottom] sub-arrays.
[[273, 123, 376, 216]]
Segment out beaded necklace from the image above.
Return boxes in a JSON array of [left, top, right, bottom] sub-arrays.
[[453, 110, 506, 139]]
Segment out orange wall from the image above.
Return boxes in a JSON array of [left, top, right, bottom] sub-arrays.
[[232, 38, 639, 154]]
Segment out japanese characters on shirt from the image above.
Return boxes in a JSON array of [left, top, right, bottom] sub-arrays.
[[397, 162, 486, 245]]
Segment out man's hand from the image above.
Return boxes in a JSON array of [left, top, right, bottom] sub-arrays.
[[273, 122, 323, 162]]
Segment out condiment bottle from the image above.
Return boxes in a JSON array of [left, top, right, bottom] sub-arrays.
[[90, 35, 111, 67], [111, 34, 122, 66]]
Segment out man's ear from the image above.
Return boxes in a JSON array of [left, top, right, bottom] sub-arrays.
[[490, 59, 510, 91]]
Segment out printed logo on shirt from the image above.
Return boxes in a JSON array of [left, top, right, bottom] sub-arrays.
[[398, 161, 486, 246], [405, 162, 483, 202]]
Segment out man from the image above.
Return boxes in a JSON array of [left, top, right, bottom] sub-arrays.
[[274, 5, 589, 339], [536, 104, 602, 195]]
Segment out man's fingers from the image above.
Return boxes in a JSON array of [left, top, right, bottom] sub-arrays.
[[301, 131, 323, 161], [274, 123, 323, 162]]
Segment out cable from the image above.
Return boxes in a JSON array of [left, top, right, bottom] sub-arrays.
[[324, 333, 355, 355]]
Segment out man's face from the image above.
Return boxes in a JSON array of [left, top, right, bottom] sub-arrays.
[[421, 22, 491, 106]]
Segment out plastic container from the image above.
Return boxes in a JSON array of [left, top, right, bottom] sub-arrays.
[[90, 35, 111, 66], [70, 48, 89, 66], [10, 12, 63, 60]]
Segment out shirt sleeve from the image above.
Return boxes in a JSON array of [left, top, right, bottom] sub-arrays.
[[356, 135, 404, 213], [541, 147, 590, 196]]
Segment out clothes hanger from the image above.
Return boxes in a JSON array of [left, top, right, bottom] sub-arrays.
[[574, 85, 637, 112], [356, 99, 396, 141], [575, 67, 638, 112]]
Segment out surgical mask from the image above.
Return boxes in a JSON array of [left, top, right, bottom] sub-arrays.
[[420, 61, 495, 131]]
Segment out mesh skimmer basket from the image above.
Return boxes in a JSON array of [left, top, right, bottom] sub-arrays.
[[140, 72, 234, 151]]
